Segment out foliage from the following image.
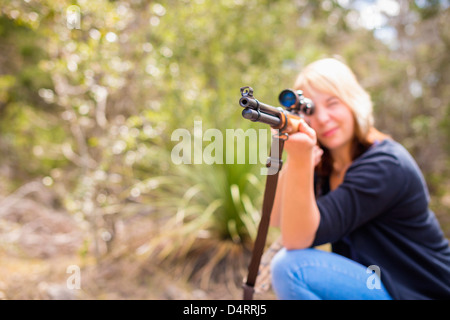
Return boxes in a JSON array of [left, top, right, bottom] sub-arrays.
[[0, 0, 449, 296]]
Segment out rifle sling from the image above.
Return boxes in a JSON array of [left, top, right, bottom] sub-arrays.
[[243, 134, 285, 300]]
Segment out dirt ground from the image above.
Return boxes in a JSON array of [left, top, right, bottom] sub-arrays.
[[0, 242, 277, 300], [0, 189, 277, 300]]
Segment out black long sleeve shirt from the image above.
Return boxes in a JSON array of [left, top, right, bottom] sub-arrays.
[[313, 139, 450, 300]]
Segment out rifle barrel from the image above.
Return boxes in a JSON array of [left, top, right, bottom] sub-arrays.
[[242, 108, 281, 127], [239, 96, 282, 117]]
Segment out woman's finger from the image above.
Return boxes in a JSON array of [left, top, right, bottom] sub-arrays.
[[298, 119, 317, 142], [313, 145, 323, 166]]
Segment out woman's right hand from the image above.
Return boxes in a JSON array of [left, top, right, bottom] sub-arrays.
[[313, 145, 323, 167]]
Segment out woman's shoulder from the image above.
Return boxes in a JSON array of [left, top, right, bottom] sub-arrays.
[[350, 138, 427, 188], [355, 138, 416, 168]]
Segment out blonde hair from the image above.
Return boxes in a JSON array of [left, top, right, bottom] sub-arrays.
[[294, 58, 374, 142], [294, 58, 389, 178]]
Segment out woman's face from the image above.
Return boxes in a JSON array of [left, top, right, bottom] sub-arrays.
[[305, 89, 355, 151]]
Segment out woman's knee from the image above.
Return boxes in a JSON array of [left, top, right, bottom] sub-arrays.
[[270, 248, 393, 300], [270, 248, 316, 282], [270, 248, 322, 299]]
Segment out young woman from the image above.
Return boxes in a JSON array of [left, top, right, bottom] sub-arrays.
[[269, 58, 450, 300]]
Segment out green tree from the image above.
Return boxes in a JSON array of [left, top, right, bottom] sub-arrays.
[[0, 0, 448, 296]]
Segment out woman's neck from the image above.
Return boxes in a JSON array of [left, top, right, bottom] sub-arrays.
[[330, 142, 353, 174]]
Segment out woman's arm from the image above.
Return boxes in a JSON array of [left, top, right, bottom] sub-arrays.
[[280, 154, 320, 250], [270, 146, 322, 228], [272, 120, 321, 250], [269, 162, 287, 228]]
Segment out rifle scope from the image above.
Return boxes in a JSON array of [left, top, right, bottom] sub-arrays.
[[278, 89, 315, 116]]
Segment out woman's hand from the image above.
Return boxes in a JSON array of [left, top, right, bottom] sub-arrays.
[[271, 120, 323, 166], [312, 145, 324, 167], [284, 119, 319, 163]]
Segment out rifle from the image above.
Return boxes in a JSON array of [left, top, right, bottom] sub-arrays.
[[240, 86, 314, 134], [239, 86, 315, 300]]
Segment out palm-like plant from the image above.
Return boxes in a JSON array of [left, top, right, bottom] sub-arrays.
[[137, 124, 274, 291]]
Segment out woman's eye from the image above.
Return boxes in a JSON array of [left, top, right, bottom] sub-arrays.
[[327, 100, 339, 108]]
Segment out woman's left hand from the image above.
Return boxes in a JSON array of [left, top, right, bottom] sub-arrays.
[[283, 119, 318, 162]]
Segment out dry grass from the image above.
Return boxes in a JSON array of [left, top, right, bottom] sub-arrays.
[[0, 194, 277, 300]]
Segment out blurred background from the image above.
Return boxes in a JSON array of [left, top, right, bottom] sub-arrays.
[[0, 0, 448, 300]]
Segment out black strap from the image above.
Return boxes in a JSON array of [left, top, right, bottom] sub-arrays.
[[243, 133, 286, 300]]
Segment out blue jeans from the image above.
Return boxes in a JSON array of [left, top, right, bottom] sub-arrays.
[[270, 248, 393, 300]]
